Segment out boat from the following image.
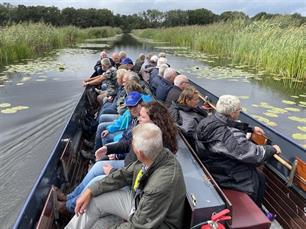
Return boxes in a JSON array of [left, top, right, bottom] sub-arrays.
[[13, 78, 305, 229]]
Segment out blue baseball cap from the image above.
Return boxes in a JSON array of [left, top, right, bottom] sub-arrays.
[[121, 57, 133, 65], [125, 91, 142, 107]]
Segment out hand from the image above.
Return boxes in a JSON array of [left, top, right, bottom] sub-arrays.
[[103, 163, 113, 175], [253, 126, 265, 135], [101, 130, 109, 138], [273, 145, 281, 154], [75, 189, 92, 217], [95, 146, 107, 161], [82, 81, 87, 87], [108, 154, 116, 160]]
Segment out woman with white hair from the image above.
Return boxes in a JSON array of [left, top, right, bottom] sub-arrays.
[[196, 95, 281, 207]]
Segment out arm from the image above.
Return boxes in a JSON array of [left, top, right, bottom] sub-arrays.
[[85, 75, 106, 86], [88, 161, 140, 196], [106, 110, 131, 133], [217, 128, 276, 164]]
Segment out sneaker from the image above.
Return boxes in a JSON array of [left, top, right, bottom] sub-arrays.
[[266, 212, 276, 221], [80, 150, 95, 161], [83, 139, 94, 149], [52, 186, 67, 201]]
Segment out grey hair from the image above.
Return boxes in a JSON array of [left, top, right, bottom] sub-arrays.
[[174, 75, 188, 87], [158, 52, 166, 58], [101, 58, 111, 66], [127, 71, 140, 84], [159, 64, 169, 76], [164, 68, 177, 82], [157, 57, 167, 68], [119, 51, 127, 59], [216, 95, 241, 115], [150, 55, 158, 63], [132, 123, 163, 160], [139, 53, 145, 61]]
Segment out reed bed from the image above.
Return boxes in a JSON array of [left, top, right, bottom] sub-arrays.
[[133, 19, 305, 80], [0, 23, 121, 66]]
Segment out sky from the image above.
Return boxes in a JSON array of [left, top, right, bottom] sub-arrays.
[[1, 0, 306, 16]]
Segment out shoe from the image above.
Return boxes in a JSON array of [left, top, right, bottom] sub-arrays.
[[266, 212, 276, 221], [52, 186, 67, 201], [80, 150, 95, 161], [83, 139, 94, 149], [57, 200, 69, 217], [95, 88, 103, 94]]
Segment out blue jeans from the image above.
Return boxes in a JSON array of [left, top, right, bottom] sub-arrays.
[[66, 160, 125, 213], [98, 114, 119, 124], [94, 122, 112, 151]]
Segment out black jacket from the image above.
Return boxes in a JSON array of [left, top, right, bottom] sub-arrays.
[[165, 86, 182, 107], [169, 102, 207, 139], [196, 112, 276, 194], [155, 78, 173, 101]]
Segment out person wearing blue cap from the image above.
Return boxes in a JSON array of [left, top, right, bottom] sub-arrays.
[[120, 57, 134, 71]]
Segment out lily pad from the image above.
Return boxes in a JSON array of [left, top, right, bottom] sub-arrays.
[[238, 96, 250, 100], [0, 103, 11, 108], [36, 79, 47, 82], [1, 108, 17, 114], [263, 112, 278, 118], [288, 116, 306, 124], [285, 107, 300, 112], [252, 104, 259, 108], [292, 133, 306, 140], [251, 115, 277, 127], [267, 108, 287, 114], [290, 95, 299, 99], [297, 126, 306, 132], [299, 101, 306, 106], [16, 83, 24, 86], [12, 106, 29, 111], [282, 100, 296, 105]]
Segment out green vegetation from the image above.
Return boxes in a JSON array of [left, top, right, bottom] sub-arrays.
[[0, 23, 121, 66], [133, 18, 306, 80]]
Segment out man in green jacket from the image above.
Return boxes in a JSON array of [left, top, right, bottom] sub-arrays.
[[65, 123, 186, 229]]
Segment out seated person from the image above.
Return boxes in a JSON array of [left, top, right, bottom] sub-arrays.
[[165, 74, 190, 107], [59, 102, 178, 213], [65, 123, 186, 228], [196, 95, 281, 207], [155, 67, 177, 101], [169, 86, 207, 145]]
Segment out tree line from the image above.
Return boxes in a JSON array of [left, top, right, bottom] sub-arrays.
[[0, 3, 305, 31]]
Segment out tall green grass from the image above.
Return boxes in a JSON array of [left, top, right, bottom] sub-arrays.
[[133, 19, 305, 80], [0, 23, 121, 66]]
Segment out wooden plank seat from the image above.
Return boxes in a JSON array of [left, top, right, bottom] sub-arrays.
[[222, 189, 271, 229], [36, 187, 58, 229], [60, 139, 75, 183]]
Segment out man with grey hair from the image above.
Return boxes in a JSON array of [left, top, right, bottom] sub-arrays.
[[165, 74, 190, 106], [65, 123, 186, 229], [196, 95, 281, 207], [154, 67, 177, 101]]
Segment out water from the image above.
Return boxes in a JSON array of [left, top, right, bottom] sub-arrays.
[[0, 34, 305, 228]]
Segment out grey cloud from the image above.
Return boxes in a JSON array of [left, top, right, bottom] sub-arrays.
[[2, 0, 305, 16]]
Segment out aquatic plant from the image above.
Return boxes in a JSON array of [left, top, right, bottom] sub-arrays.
[[0, 23, 121, 67], [133, 19, 305, 81]]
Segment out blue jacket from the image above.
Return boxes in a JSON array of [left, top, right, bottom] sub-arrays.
[[106, 94, 153, 138], [155, 78, 173, 101]]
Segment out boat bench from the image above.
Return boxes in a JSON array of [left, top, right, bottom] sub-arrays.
[[222, 189, 271, 229], [36, 186, 58, 229]]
